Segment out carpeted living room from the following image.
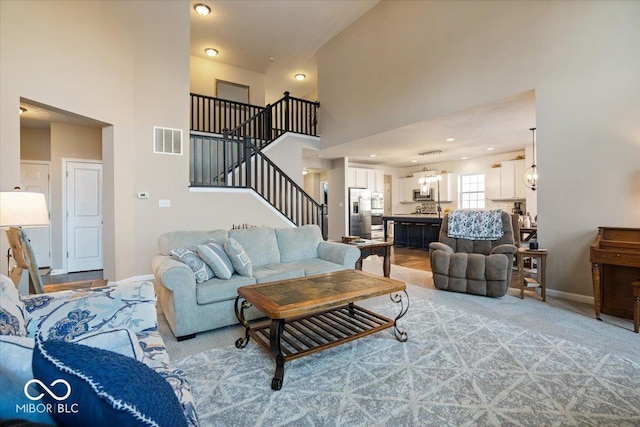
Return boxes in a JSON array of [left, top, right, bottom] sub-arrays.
[[159, 255, 640, 426], [2, 0, 640, 426]]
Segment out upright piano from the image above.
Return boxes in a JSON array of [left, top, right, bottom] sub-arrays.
[[590, 227, 640, 320]]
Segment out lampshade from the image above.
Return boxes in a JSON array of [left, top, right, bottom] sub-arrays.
[[0, 191, 50, 228]]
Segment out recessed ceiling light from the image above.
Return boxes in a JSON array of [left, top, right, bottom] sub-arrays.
[[194, 3, 211, 16], [19, 107, 27, 115], [370, 154, 376, 158], [446, 138, 455, 142], [294, 74, 306, 81], [204, 48, 218, 57], [411, 159, 418, 163], [461, 157, 468, 160], [487, 147, 495, 151]]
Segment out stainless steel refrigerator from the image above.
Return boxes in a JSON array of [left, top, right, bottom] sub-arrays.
[[349, 188, 372, 239]]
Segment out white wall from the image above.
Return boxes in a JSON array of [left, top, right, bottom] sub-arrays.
[[190, 55, 266, 106], [1, 1, 292, 280], [318, 1, 640, 297]]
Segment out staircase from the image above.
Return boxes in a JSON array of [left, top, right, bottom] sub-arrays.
[[190, 92, 326, 237]]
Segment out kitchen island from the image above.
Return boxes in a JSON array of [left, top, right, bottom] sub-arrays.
[[383, 215, 443, 249]]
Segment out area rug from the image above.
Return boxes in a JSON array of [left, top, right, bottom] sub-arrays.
[[175, 293, 640, 426]]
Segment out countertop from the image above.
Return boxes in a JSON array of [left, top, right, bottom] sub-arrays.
[[384, 214, 442, 219]]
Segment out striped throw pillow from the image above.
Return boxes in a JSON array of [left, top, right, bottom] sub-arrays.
[[197, 241, 235, 280]]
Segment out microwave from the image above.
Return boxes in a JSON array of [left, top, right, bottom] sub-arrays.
[[413, 189, 433, 201]]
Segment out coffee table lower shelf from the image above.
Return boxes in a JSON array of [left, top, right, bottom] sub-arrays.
[[235, 301, 406, 390]]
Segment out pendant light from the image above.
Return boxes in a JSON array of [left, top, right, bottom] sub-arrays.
[[524, 127, 538, 191]]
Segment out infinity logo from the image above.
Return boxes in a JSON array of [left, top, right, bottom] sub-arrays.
[[24, 379, 72, 401]]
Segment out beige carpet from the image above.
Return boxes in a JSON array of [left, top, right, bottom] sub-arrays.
[[159, 258, 640, 364]]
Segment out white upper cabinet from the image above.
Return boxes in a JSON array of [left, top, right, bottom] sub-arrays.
[[348, 168, 385, 193], [347, 168, 368, 188], [367, 169, 384, 193], [486, 159, 526, 200]]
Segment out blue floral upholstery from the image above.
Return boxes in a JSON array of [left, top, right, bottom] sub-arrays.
[[447, 209, 505, 240], [0, 274, 27, 336], [2, 279, 198, 426]]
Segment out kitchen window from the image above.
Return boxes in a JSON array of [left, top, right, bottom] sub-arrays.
[[460, 173, 485, 209]]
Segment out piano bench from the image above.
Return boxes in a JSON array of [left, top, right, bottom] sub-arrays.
[[633, 281, 640, 334]]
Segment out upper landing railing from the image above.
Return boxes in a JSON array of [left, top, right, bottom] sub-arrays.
[[190, 91, 319, 149]]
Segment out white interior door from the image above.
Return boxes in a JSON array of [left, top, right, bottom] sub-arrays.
[[66, 161, 103, 272], [20, 162, 51, 268]]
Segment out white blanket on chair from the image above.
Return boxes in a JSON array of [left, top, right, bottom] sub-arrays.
[[447, 210, 504, 240]]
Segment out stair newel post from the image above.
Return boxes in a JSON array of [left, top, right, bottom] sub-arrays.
[[263, 104, 272, 147], [322, 204, 328, 240], [283, 91, 290, 133], [222, 129, 230, 187], [244, 136, 252, 189]]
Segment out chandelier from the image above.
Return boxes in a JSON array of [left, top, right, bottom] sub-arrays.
[[418, 150, 442, 195]]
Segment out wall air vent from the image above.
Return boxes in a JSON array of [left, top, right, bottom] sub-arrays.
[[153, 127, 182, 155]]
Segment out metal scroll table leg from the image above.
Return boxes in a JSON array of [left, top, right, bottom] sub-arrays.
[[270, 319, 285, 390], [390, 290, 409, 342], [234, 297, 252, 349]]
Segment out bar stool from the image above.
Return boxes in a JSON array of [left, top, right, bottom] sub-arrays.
[[395, 222, 409, 247], [632, 280, 640, 333]]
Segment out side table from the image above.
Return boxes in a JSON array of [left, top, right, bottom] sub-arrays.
[[347, 239, 393, 277], [517, 247, 548, 301]]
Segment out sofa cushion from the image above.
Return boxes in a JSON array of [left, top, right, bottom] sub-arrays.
[[0, 274, 27, 336], [224, 238, 253, 277], [26, 282, 157, 339], [72, 328, 145, 361], [196, 275, 256, 305], [285, 258, 346, 276], [170, 247, 215, 283], [32, 338, 188, 427], [253, 264, 305, 284], [229, 227, 280, 266], [275, 225, 322, 263], [196, 241, 235, 279], [159, 230, 228, 255]]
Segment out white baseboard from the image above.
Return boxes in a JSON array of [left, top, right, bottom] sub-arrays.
[[49, 269, 66, 276], [113, 274, 154, 285], [545, 288, 594, 305]]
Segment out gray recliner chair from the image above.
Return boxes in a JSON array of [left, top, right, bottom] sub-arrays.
[[429, 211, 517, 297]]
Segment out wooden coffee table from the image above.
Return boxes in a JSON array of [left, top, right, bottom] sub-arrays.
[[234, 269, 409, 390]]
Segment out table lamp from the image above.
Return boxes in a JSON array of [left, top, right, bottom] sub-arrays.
[[0, 191, 50, 290]]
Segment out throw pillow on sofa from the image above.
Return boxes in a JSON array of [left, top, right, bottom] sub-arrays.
[[32, 337, 189, 427], [170, 247, 214, 283], [224, 238, 252, 277], [196, 241, 234, 280]]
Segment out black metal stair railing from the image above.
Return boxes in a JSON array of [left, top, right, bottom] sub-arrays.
[[191, 91, 320, 150], [190, 132, 327, 238]]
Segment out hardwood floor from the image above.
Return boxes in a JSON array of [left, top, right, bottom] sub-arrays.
[[390, 245, 431, 271], [388, 244, 522, 289]]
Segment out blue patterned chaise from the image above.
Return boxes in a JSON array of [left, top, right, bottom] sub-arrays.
[[0, 275, 198, 426]]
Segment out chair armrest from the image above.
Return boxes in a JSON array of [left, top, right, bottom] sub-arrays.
[[490, 244, 518, 256], [429, 242, 454, 255], [317, 241, 361, 269], [152, 254, 196, 292]]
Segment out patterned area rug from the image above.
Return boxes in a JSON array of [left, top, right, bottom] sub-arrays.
[[175, 293, 640, 426]]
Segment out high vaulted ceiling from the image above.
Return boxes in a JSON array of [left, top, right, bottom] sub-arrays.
[[190, 0, 380, 102]]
